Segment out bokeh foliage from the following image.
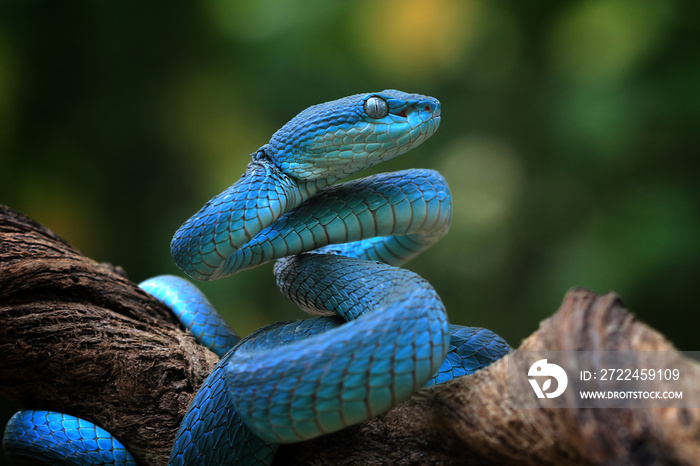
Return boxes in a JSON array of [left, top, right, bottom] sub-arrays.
[[1, 0, 699, 451]]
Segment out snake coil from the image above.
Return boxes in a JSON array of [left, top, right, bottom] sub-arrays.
[[3, 90, 509, 466]]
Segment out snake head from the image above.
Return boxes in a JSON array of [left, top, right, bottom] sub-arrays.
[[264, 90, 441, 181]]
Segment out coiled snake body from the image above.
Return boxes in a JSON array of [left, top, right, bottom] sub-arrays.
[[3, 90, 510, 465]]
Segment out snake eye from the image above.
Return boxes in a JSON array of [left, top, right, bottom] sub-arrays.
[[363, 96, 389, 119]]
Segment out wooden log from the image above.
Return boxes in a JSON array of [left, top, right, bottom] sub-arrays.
[[1, 204, 698, 465], [0, 205, 218, 465]]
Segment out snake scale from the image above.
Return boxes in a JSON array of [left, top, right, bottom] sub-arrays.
[[3, 90, 510, 465]]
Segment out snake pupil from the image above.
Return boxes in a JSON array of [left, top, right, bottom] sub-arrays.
[[363, 96, 389, 119]]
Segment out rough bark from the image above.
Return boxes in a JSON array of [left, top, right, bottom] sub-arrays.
[[0, 205, 218, 465], [1, 204, 698, 465]]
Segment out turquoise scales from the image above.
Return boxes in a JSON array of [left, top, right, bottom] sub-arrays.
[[3, 411, 137, 465], [170, 91, 443, 280], [2, 90, 510, 465]]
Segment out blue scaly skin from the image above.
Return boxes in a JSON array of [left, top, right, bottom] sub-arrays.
[[169, 90, 441, 280], [3, 411, 137, 465], [3, 91, 510, 465]]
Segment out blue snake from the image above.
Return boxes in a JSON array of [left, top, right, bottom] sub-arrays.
[[3, 90, 510, 465]]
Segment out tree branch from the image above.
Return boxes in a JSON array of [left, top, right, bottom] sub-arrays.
[[0, 205, 218, 465], [1, 205, 698, 465]]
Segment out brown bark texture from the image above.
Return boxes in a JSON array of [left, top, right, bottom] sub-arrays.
[[1, 204, 698, 466]]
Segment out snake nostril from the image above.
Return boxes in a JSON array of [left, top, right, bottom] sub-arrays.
[[396, 104, 434, 118]]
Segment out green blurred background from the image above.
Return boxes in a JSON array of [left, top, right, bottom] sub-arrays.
[[1, 0, 699, 458]]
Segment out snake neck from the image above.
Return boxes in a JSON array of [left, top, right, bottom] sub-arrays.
[[171, 91, 442, 282], [170, 158, 330, 281]]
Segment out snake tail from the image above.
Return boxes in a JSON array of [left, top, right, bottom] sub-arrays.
[[3, 411, 137, 466]]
